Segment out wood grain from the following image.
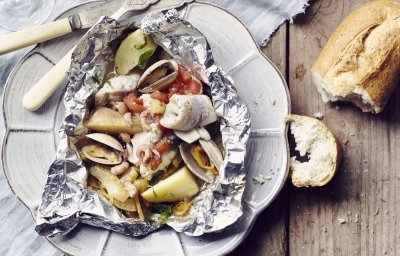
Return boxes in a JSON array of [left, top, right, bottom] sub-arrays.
[[230, 23, 288, 256], [288, 0, 400, 255]]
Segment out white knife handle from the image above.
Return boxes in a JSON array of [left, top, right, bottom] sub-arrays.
[[22, 48, 74, 111], [0, 18, 73, 55]]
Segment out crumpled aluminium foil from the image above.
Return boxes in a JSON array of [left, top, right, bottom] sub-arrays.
[[35, 9, 251, 237]]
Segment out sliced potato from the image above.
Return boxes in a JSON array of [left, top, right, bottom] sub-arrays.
[[115, 29, 157, 75], [84, 107, 142, 134], [134, 178, 150, 193], [113, 198, 137, 212], [99, 184, 136, 212], [141, 166, 199, 203], [120, 166, 139, 182], [150, 98, 166, 114], [89, 165, 129, 202]]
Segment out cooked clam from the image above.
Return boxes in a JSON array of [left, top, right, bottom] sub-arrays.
[[174, 127, 210, 144], [199, 139, 223, 171], [137, 60, 178, 93], [82, 144, 122, 165], [86, 133, 124, 152], [179, 139, 223, 183]]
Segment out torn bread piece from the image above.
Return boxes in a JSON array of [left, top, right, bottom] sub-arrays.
[[311, 0, 400, 113], [285, 114, 341, 187]]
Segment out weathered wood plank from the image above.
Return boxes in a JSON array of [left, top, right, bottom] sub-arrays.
[[288, 0, 400, 255], [230, 23, 288, 256]]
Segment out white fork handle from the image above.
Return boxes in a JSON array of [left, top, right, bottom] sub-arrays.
[[0, 18, 73, 55], [22, 48, 74, 111]]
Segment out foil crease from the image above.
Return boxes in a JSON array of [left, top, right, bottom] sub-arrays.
[[35, 9, 250, 237]]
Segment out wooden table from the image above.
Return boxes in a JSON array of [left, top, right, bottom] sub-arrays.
[[231, 0, 400, 255]]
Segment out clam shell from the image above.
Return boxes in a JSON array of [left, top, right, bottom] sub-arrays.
[[138, 60, 178, 93], [199, 139, 223, 171], [174, 127, 210, 144], [86, 133, 124, 152], [82, 145, 122, 165], [179, 140, 223, 183]]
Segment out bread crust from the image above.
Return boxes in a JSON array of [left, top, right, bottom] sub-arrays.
[[312, 0, 400, 113], [285, 114, 341, 187]]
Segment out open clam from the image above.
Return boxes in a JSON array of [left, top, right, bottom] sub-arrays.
[[86, 133, 124, 152], [179, 139, 223, 183], [137, 60, 178, 93], [81, 133, 124, 165], [81, 145, 122, 165], [199, 139, 223, 172]]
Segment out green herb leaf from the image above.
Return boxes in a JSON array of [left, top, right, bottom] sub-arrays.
[[165, 191, 176, 198], [138, 49, 155, 69], [145, 213, 167, 224], [153, 203, 172, 216], [152, 186, 157, 198], [106, 80, 114, 89], [146, 203, 173, 224], [92, 72, 101, 85]]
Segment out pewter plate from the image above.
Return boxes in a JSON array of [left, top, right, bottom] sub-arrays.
[[1, 1, 290, 255]]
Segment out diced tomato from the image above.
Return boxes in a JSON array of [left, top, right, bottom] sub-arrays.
[[184, 79, 202, 94], [123, 92, 146, 113], [167, 79, 185, 98], [168, 66, 202, 96], [152, 114, 172, 134], [178, 65, 192, 83], [148, 154, 162, 170], [124, 92, 137, 101], [132, 103, 146, 113], [150, 91, 169, 103], [157, 123, 172, 135], [167, 84, 179, 98], [155, 140, 171, 155], [135, 98, 144, 105]]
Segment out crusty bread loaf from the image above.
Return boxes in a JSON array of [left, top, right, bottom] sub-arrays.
[[285, 115, 341, 187], [312, 0, 400, 113]]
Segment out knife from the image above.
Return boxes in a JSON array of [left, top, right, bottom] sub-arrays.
[[22, 0, 192, 111], [0, 0, 125, 55]]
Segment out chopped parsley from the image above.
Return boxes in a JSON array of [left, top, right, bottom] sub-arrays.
[[165, 191, 176, 198], [145, 203, 173, 224], [151, 186, 157, 197], [106, 80, 114, 89], [92, 71, 101, 85]]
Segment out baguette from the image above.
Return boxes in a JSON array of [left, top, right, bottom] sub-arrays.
[[285, 115, 341, 187], [312, 0, 400, 113]]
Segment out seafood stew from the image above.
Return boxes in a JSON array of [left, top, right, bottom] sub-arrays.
[[79, 29, 223, 223]]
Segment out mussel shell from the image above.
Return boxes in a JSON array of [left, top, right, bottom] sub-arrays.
[[86, 133, 124, 152], [138, 60, 178, 93], [82, 144, 122, 165]]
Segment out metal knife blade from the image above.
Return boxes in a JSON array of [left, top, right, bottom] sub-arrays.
[[140, 0, 193, 13], [111, 0, 193, 22], [70, 0, 126, 30]]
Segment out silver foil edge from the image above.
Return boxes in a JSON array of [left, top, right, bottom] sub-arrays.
[[35, 8, 251, 238]]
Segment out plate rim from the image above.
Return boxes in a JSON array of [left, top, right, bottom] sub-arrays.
[[0, 1, 291, 255]]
